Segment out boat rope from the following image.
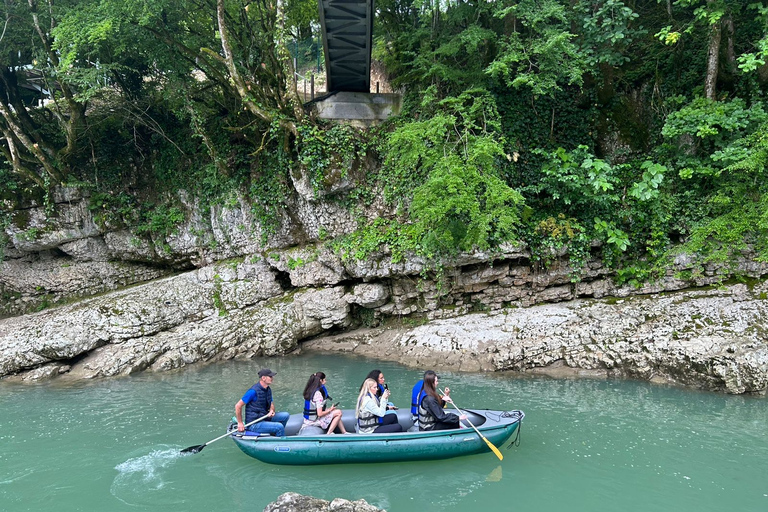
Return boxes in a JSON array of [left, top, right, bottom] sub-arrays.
[[502, 410, 524, 448]]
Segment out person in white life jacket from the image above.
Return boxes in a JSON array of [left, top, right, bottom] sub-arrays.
[[418, 370, 467, 431], [302, 371, 348, 434], [355, 378, 403, 433]]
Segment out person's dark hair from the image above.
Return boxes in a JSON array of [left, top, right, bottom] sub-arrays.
[[303, 372, 326, 401], [363, 369, 383, 397], [422, 370, 440, 402]]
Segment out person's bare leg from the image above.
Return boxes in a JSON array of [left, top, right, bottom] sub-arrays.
[[335, 410, 348, 433], [327, 412, 341, 434]]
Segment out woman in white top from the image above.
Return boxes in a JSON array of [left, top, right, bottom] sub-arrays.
[[355, 378, 403, 433]]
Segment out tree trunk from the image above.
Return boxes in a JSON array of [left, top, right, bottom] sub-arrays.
[[723, 16, 736, 75], [0, 125, 46, 187], [0, 101, 62, 184], [27, 0, 86, 164], [704, 16, 721, 101], [274, 0, 304, 121]]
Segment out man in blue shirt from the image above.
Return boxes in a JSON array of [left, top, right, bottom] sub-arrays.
[[234, 368, 290, 436]]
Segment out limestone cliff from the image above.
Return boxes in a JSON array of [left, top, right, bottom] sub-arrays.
[[1, 186, 767, 394]]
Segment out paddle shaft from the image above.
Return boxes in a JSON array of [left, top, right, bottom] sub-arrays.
[[181, 413, 270, 454], [213, 413, 271, 444], [443, 390, 503, 461]]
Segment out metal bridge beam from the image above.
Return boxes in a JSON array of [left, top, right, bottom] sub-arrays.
[[318, 0, 373, 93]]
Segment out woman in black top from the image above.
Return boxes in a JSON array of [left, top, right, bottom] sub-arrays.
[[418, 370, 467, 431]]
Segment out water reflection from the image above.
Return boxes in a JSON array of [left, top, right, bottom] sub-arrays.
[[215, 454, 509, 510]]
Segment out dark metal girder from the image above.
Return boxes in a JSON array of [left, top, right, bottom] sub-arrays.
[[318, 0, 373, 92]]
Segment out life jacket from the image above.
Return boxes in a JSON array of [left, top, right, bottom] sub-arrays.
[[303, 385, 330, 421], [411, 380, 426, 419], [244, 383, 271, 423], [357, 392, 381, 433], [417, 394, 437, 431], [375, 383, 388, 423]]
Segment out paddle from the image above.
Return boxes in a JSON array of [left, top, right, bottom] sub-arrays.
[[181, 413, 270, 454], [442, 389, 503, 461]]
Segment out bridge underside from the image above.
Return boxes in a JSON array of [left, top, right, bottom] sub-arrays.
[[318, 0, 373, 93]]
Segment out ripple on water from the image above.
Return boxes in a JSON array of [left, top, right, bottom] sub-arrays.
[[0, 470, 34, 485]]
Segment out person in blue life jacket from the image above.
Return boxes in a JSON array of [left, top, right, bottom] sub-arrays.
[[234, 368, 289, 436], [364, 369, 398, 413], [417, 370, 467, 431], [355, 378, 403, 433], [410, 378, 426, 428], [302, 371, 348, 434]]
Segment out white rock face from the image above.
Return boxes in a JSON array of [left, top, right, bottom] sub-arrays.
[[3, 186, 768, 394], [0, 260, 352, 378], [346, 283, 390, 308], [305, 283, 768, 394]]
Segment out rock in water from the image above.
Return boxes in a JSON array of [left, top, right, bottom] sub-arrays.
[[263, 492, 385, 512]]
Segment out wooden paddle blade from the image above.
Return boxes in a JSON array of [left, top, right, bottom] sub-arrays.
[[484, 437, 504, 461], [180, 444, 205, 454]]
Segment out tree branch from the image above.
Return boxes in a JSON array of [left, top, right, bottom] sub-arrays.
[[217, 0, 297, 135]]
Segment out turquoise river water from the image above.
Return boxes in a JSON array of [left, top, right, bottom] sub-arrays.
[[1, 353, 766, 512]]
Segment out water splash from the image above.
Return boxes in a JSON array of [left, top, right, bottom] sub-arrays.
[[113, 447, 182, 491]]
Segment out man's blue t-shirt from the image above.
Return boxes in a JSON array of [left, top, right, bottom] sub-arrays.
[[242, 383, 272, 423]]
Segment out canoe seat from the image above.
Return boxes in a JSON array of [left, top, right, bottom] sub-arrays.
[[284, 409, 416, 436], [297, 425, 326, 436]]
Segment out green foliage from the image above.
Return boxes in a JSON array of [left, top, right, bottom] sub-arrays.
[[0, 212, 9, 264], [284, 0, 320, 34], [89, 192, 138, 229], [134, 203, 186, 238], [287, 257, 306, 270], [663, 98, 766, 148], [524, 144, 673, 272], [576, 0, 646, 67], [529, 145, 621, 213], [411, 153, 523, 256], [662, 98, 768, 178], [737, 3, 768, 72], [17, 227, 43, 242], [375, 88, 525, 256], [375, 1, 498, 95], [677, 195, 768, 265], [249, 145, 292, 241], [628, 161, 665, 201], [297, 123, 365, 193], [486, 0, 585, 96], [525, 214, 591, 278], [674, 119, 768, 264], [332, 218, 420, 264], [3, 0, 768, 289], [0, 167, 22, 200], [594, 217, 629, 252], [212, 274, 228, 317], [494, 86, 598, 187]]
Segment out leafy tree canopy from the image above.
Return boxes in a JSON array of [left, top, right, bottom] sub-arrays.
[[2, 0, 768, 275]]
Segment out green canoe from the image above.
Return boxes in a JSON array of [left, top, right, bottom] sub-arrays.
[[230, 408, 524, 465]]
